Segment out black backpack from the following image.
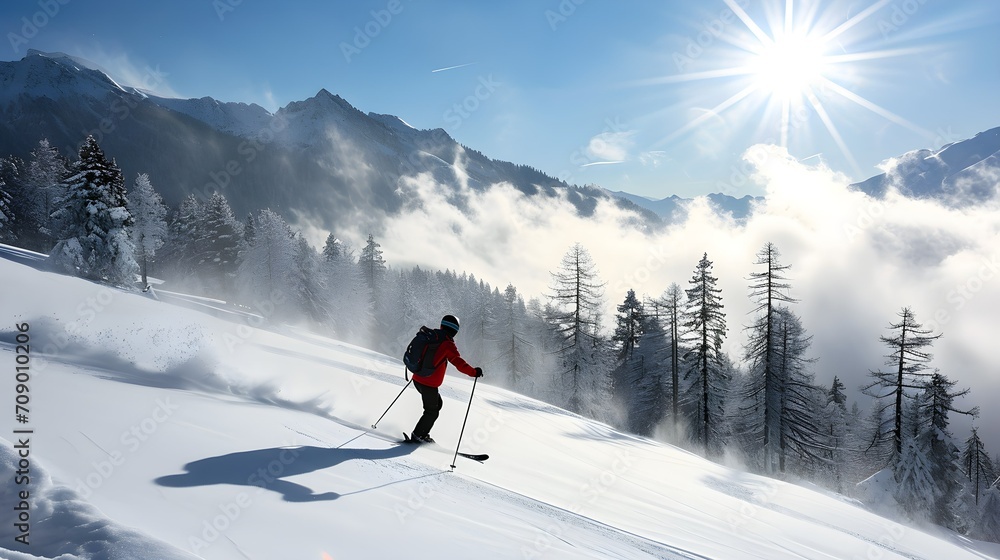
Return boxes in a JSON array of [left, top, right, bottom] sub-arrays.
[[402, 326, 444, 380]]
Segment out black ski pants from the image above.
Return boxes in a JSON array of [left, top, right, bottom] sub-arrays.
[[412, 381, 443, 438]]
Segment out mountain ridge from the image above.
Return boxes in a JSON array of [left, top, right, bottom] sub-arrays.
[[850, 126, 1000, 204], [0, 51, 763, 232], [0, 51, 617, 231], [608, 189, 762, 221], [3, 50, 996, 235]]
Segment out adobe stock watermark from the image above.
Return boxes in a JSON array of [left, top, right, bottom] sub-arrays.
[[221, 289, 290, 353], [394, 475, 447, 524], [188, 492, 252, 554], [394, 409, 505, 524], [522, 449, 634, 558], [460, 408, 506, 454], [555, 117, 628, 187], [8, 0, 71, 55], [672, 0, 750, 72], [349, 366, 374, 396], [398, 127, 453, 177], [723, 480, 779, 536], [73, 64, 170, 154], [864, 519, 907, 560], [28, 284, 120, 375], [443, 75, 501, 130], [545, 0, 586, 31], [612, 244, 671, 295], [924, 253, 999, 334], [843, 124, 962, 242], [397, 73, 500, 176], [931, 126, 962, 151], [843, 195, 888, 242], [347, 355, 395, 397], [72, 397, 180, 499], [944, 254, 999, 312], [714, 142, 775, 196], [340, 0, 406, 64], [878, 0, 929, 40], [213, 0, 243, 21], [189, 441, 302, 553], [199, 113, 289, 201]]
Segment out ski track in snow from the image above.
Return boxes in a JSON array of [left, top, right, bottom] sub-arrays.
[[442, 470, 714, 560]]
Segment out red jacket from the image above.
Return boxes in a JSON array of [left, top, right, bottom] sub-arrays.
[[414, 333, 477, 388]]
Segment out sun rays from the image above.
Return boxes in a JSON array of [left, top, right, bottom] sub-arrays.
[[649, 0, 939, 176]]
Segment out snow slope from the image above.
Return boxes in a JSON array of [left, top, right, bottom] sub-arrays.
[[149, 96, 274, 139], [851, 126, 1000, 204], [0, 50, 126, 105], [1, 257, 998, 560]]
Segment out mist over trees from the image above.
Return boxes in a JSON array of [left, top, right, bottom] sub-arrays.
[[681, 253, 729, 455], [863, 307, 943, 457], [1, 136, 997, 541], [740, 243, 803, 472], [127, 173, 167, 288], [546, 243, 610, 418]]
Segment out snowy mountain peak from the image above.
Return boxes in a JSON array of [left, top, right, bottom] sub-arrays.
[[608, 189, 761, 222], [25, 49, 107, 73], [299, 88, 364, 114], [852, 125, 1000, 204], [0, 51, 697, 227], [151, 95, 274, 138], [0, 50, 126, 104]]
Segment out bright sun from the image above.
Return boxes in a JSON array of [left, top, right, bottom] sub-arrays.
[[650, 0, 934, 176], [749, 33, 829, 100]]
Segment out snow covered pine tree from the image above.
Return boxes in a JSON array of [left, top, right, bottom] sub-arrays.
[[48, 136, 137, 286]]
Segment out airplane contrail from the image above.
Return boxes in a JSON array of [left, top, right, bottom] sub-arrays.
[[431, 62, 476, 73]]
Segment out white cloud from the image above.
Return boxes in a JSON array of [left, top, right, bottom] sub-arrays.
[[260, 86, 279, 113], [289, 142, 999, 450], [639, 150, 669, 167], [585, 130, 635, 163], [687, 107, 730, 159], [349, 144, 1000, 450], [72, 46, 181, 98]]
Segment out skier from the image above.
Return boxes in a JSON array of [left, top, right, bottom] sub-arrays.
[[408, 314, 483, 443]]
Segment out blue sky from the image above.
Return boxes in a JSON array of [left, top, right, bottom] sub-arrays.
[[4, 0, 999, 198]]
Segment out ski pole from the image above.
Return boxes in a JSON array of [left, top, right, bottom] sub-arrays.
[[450, 376, 478, 469], [372, 378, 412, 429]]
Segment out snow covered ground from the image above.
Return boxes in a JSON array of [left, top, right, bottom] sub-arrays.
[[1, 256, 999, 560]]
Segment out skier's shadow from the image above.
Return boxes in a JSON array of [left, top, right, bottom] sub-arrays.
[[155, 444, 418, 502]]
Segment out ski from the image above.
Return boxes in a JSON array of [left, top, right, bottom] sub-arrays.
[[401, 434, 488, 462], [456, 452, 489, 462]]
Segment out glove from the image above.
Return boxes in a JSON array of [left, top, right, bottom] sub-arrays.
[[474, 367, 484, 378]]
